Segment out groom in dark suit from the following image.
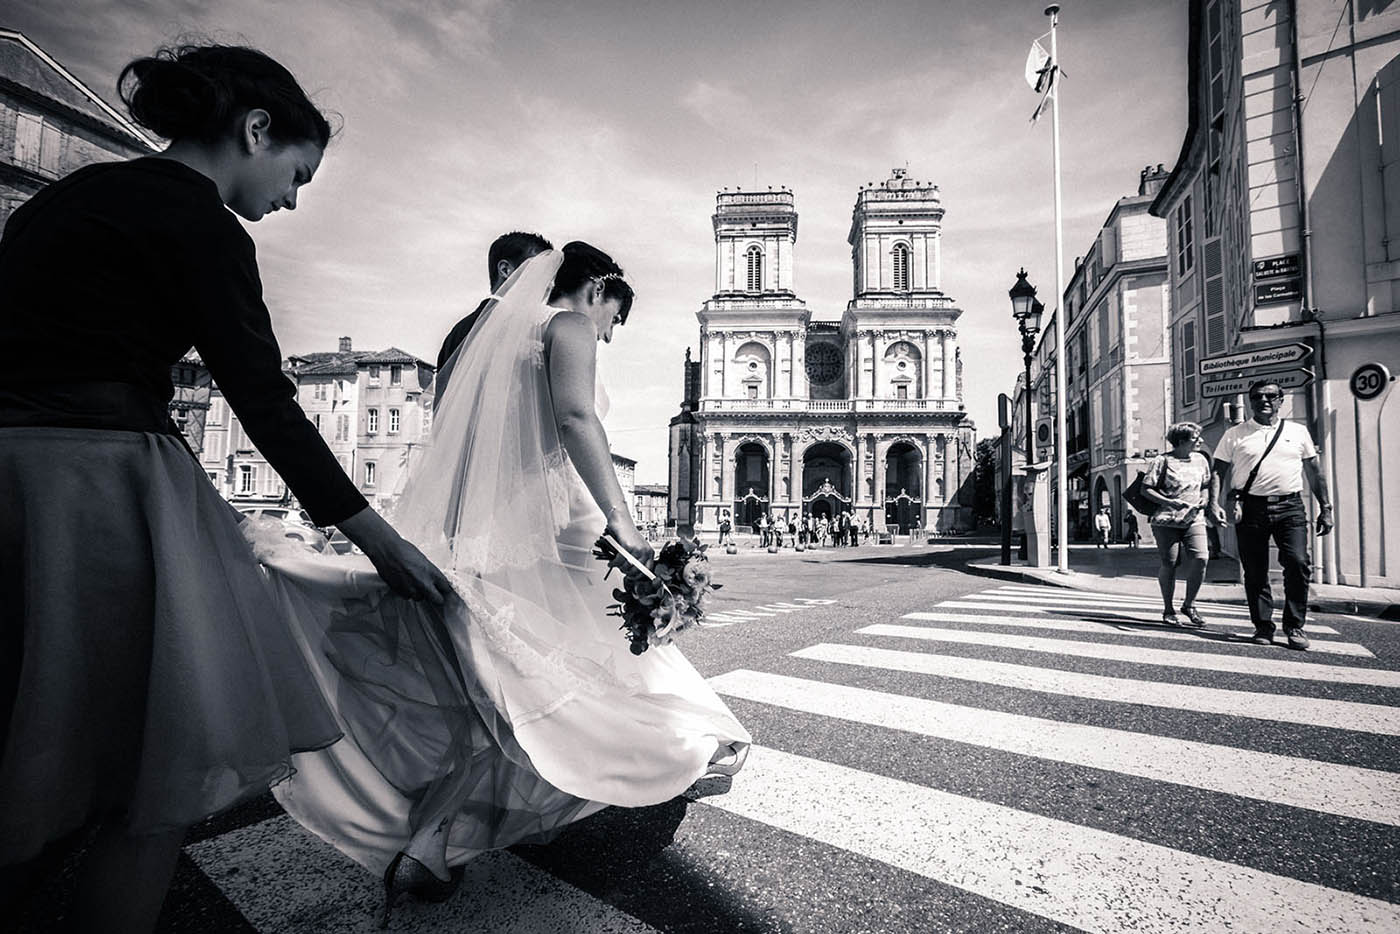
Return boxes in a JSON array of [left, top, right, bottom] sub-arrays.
[[434, 231, 553, 405]]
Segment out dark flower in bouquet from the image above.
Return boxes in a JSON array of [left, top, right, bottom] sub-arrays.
[[593, 534, 722, 655]]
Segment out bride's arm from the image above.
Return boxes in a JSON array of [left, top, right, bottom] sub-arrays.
[[545, 312, 654, 565]]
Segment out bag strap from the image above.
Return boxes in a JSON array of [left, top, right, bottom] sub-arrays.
[[1237, 420, 1286, 497]]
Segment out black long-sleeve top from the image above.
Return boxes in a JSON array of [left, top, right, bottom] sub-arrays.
[[0, 157, 367, 526]]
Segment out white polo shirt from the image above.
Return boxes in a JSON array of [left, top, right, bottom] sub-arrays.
[[1214, 418, 1317, 496]]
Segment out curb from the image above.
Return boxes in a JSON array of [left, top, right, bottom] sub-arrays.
[[966, 561, 1399, 620]]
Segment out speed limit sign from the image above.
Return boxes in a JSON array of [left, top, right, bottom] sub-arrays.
[[1350, 363, 1392, 401]]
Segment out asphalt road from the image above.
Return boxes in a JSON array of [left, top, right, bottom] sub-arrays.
[[14, 540, 1400, 933]]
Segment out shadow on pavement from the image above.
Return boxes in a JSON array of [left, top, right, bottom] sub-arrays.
[[514, 794, 777, 933]]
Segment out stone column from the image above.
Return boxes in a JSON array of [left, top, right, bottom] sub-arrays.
[[926, 435, 940, 530], [719, 332, 727, 398], [921, 331, 933, 399], [852, 433, 865, 508], [874, 437, 888, 519], [941, 433, 953, 512], [870, 331, 879, 397], [787, 332, 796, 397], [718, 434, 732, 504], [941, 331, 952, 400]]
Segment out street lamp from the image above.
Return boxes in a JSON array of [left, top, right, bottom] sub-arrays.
[[1009, 269, 1042, 463]]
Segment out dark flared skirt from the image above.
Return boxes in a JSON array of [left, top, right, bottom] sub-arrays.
[[0, 427, 342, 863]]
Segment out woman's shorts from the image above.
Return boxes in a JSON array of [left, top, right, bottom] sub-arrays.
[[1150, 522, 1210, 561]]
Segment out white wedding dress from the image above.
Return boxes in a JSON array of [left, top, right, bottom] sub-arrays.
[[253, 252, 749, 874]]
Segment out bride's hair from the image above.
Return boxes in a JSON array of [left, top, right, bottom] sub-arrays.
[[119, 44, 333, 146], [549, 241, 635, 323]]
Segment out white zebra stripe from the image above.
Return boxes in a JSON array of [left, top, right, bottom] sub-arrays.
[[859, 624, 1400, 687], [791, 643, 1400, 735], [957, 596, 1254, 616], [709, 669, 1400, 825], [698, 745, 1400, 934], [901, 612, 1369, 656]]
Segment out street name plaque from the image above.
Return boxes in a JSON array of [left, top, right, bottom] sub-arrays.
[[1199, 342, 1312, 377], [1252, 254, 1300, 279]]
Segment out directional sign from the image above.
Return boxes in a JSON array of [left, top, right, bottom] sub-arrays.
[[1199, 342, 1312, 377], [1200, 368, 1313, 399]]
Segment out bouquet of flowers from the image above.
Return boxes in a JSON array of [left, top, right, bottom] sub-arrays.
[[593, 533, 722, 655]]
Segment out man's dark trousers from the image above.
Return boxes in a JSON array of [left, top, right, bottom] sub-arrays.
[[1237, 493, 1311, 636]]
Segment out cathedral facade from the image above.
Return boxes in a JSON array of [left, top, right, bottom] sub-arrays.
[[669, 169, 976, 535]]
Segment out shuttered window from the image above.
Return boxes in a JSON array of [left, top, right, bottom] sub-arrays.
[[746, 246, 763, 292], [1181, 319, 1197, 407], [1202, 238, 1227, 355], [13, 112, 41, 170]]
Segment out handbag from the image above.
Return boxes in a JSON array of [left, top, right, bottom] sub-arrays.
[[1123, 457, 1163, 516]]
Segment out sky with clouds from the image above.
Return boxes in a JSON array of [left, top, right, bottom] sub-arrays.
[[8, 0, 1187, 483]]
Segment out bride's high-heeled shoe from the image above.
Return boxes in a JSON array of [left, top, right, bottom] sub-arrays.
[[378, 851, 461, 929], [705, 742, 749, 778]]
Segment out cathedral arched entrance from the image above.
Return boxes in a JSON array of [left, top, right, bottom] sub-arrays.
[[732, 441, 770, 528], [801, 442, 852, 520], [884, 441, 923, 533]]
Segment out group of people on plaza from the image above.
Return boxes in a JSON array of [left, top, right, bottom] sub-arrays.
[[718, 509, 870, 550], [1136, 377, 1333, 648], [0, 44, 750, 933]]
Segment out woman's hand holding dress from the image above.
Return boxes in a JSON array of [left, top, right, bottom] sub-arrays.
[[337, 507, 454, 603]]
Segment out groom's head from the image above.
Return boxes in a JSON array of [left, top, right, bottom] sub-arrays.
[[488, 231, 553, 291]]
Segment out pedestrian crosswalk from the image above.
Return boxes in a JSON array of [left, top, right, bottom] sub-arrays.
[[182, 581, 1399, 933]]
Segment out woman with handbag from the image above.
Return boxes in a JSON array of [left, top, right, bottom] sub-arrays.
[[1141, 422, 1216, 627]]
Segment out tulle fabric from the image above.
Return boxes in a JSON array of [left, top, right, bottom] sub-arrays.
[[0, 428, 342, 863], [264, 252, 750, 874]]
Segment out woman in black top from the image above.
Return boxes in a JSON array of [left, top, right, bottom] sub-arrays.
[[0, 45, 451, 932]]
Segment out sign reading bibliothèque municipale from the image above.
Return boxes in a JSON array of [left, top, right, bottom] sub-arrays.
[[1199, 342, 1312, 377]]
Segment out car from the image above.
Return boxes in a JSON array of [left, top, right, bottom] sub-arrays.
[[325, 529, 359, 556], [237, 505, 317, 527]]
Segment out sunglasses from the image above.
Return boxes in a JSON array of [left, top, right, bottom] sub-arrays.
[[1249, 392, 1282, 401]]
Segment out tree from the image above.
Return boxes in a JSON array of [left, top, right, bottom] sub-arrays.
[[973, 438, 999, 525]]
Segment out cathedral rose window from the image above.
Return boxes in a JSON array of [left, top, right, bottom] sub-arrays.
[[805, 343, 842, 385]]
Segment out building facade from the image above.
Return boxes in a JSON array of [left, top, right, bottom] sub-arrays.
[[1057, 167, 1173, 541], [1152, 0, 1400, 586], [633, 483, 669, 532], [201, 338, 435, 515], [669, 171, 976, 535], [0, 29, 154, 226]]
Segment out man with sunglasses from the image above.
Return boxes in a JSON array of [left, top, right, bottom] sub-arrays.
[[1210, 379, 1333, 649]]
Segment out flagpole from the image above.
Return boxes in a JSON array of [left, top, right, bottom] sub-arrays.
[[1047, 3, 1069, 573]]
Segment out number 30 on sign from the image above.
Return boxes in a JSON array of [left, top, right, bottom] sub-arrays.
[[1350, 363, 1392, 401]]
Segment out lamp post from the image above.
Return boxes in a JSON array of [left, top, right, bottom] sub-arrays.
[[1009, 269, 1043, 463]]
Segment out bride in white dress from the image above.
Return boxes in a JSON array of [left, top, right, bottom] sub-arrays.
[[250, 243, 750, 925]]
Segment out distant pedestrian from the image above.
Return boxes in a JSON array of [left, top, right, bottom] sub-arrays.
[[1093, 507, 1112, 548], [1210, 379, 1333, 650], [718, 510, 733, 546], [1142, 422, 1214, 628], [1124, 510, 1141, 549]]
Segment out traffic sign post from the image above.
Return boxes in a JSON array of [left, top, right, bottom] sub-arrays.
[[1350, 363, 1394, 589]]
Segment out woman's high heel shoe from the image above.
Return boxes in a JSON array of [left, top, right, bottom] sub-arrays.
[[705, 742, 749, 778], [379, 851, 461, 929]]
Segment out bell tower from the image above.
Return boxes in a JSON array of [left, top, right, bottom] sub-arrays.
[[848, 167, 946, 299], [711, 187, 799, 298]]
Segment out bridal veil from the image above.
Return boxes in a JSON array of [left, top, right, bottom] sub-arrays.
[[256, 251, 750, 873]]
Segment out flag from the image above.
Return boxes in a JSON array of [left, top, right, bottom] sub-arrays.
[[1025, 38, 1051, 91], [1026, 36, 1059, 125]]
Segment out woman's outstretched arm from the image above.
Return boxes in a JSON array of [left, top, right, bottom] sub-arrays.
[[545, 311, 653, 566]]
